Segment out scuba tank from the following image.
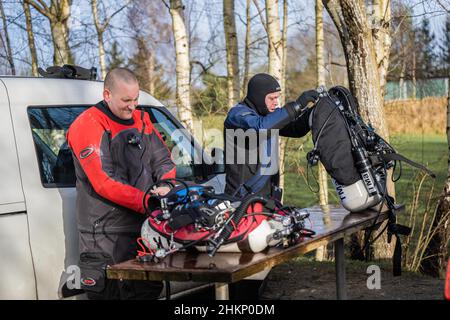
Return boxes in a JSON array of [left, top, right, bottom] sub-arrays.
[[333, 125, 384, 212], [309, 86, 434, 212], [332, 179, 382, 212], [308, 86, 383, 212]]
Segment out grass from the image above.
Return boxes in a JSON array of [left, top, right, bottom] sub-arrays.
[[283, 133, 448, 214]]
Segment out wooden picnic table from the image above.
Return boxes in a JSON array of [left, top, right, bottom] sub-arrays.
[[107, 205, 389, 300]]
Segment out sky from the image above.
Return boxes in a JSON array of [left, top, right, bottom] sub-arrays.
[[0, 0, 448, 77]]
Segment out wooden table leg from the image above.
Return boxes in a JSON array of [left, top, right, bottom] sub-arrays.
[[334, 238, 347, 300], [215, 282, 229, 300]]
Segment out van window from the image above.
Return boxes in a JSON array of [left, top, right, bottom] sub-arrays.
[[28, 106, 201, 188], [28, 107, 87, 187], [147, 108, 201, 180]]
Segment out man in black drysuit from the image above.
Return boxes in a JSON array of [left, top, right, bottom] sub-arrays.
[[224, 73, 319, 199], [67, 68, 176, 299]]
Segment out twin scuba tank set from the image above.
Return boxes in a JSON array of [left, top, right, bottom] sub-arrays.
[[307, 86, 434, 274], [138, 86, 434, 267], [307, 86, 434, 213], [139, 179, 315, 262]]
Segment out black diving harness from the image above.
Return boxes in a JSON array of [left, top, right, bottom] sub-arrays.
[[308, 86, 435, 276]]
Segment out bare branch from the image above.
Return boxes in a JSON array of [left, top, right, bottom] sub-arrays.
[[191, 60, 214, 75], [161, 0, 170, 10], [25, 0, 51, 19], [435, 0, 450, 13], [249, 34, 268, 47], [252, 0, 268, 33], [328, 61, 346, 67], [103, 0, 134, 30]]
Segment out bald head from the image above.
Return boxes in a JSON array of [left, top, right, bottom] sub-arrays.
[[104, 68, 138, 91], [103, 68, 140, 120]]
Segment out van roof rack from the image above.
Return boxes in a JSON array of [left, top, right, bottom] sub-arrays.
[[38, 64, 97, 80]]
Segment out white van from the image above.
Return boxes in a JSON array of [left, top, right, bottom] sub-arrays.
[[0, 76, 225, 299]]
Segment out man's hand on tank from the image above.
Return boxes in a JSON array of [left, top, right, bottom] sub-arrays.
[[296, 90, 319, 109], [150, 186, 171, 196]]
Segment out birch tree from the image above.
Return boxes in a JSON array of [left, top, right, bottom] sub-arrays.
[[242, 0, 252, 98], [168, 0, 194, 132], [128, 0, 172, 100], [91, 0, 131, 80], [266, 0, 283, 86], [281, 0, 287, 93], [0, 0, 15, 74], [315, 0, 330, 262], [23, 0, 38, 76], [316, 0, 328, 210], [25, 0, 74, 66], [223, 0, 240, 109], [264, 0, 287, 192], [370, 0, 391, 99], [91, 0, 106, 79]]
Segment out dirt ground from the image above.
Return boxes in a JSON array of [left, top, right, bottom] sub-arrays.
[[261, 258, 445, 300]]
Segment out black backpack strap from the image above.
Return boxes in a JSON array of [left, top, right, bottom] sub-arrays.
[[384, 199, 411, 277], [393, 233, 403, 276], [388, 223, 411, 276], [380, 153, 436, 178]]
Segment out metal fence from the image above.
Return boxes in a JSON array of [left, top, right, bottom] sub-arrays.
[[385, 77, 449, 100]]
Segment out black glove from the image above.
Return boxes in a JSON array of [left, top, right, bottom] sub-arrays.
[[284, 101, 303, 119], [296, 89, 319, 109], [284, 89, 319, 120]]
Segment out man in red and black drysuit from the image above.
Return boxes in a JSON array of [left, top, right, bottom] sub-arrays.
[[67, 68, 176, 299]]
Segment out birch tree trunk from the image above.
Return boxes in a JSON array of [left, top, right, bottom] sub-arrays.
[[281, 0, 287, 95], [23, 1, 38, 76], [50, 20, 73, 65], [316, 0, 329, 210], [420, 78, 450, 278], [91, 0, 131, 79], [223, 0, 240, 109], [266, 0, 287, 192], [266, 0, 283, 82], [0, 0, 15, 74], [323, 0, 393, 259], [169, 0, 194, 132], [26, 0, 74, 66], [315, 0, 330, 262], [278, 0, 288, 194], [370, 0, 391, 99], [242, 0, 251, 98], [91, 0, 106, 79]]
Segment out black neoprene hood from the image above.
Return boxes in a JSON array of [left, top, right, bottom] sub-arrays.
[[245, 73, 281, 115]]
